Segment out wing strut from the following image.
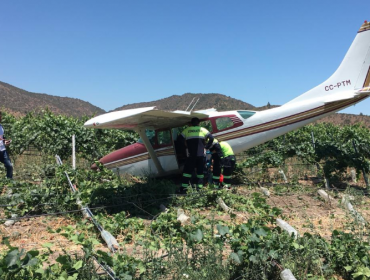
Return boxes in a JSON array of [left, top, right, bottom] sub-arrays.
[[137, 129, 165, 175]]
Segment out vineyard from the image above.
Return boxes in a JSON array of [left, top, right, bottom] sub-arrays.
[[1, 111, 370, 280]]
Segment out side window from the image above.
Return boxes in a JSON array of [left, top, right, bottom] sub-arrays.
[[216, 117, 234, 131], [200, 120, 213, 132], [157, 130, 172, 145]]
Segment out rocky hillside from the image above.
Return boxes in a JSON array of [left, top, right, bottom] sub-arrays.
[[0, 81, 105, 117], [315, 112, 370, 128], [113, 93, 256, 112], [1, 80, 369, 127]]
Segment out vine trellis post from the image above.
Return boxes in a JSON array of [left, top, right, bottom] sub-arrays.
[[72, 134, 76, 170], [352, 139, 370, 189], [311, 131, 330, 189]]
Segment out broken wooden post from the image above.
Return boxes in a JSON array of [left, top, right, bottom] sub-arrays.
[[350, 169, 357, 183], [341, 195, 366, 225], [279, 169, 288, 183], [276, 218, 298, 239], [216, 197, 232, 213], [280, 269, 297, 280], [177, 209, 189, 223], [317, 189, 335, 206]]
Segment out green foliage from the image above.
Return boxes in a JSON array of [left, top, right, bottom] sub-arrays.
[[329, 230, 370, 280], [2, 112, 370, 280], [0, 239, 40, 279], [0, 236, 101, 280], [6, 110, 137, 161], [226, 223, 370, 280], [242, 123, 370, 184]]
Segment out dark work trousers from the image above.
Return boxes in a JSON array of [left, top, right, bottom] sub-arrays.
[[0, 150, 13, 179], [222, 155, 236, 185], [181, 156, 205, 190], [212, 154, 236, 187], [211, 153, 222, 186], [210, 143, 223, 186]]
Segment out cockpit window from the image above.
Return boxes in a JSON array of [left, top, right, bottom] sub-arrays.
[[200, 120, 213, 132], [157, 130, 172, 145], [237, 111, 256, 119], [137, 129, 156, 146], [216, 117, 234, 131]]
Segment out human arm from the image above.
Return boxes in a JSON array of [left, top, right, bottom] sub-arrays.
[[0, 134, 11, 145]]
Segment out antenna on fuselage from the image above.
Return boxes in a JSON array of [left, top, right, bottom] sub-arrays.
[[189, 98, 200, 112], [185, 97, 196, 111]]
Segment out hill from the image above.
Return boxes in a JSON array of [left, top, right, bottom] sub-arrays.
[[113, 93, 256, 112], [0, 81, 105, 117], [315, 112, 370, 128], [1, 81, 369, 127]]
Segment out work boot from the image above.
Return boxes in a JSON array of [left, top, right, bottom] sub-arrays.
[[212, 183, 221, 190], [177, 186, 187, 195]]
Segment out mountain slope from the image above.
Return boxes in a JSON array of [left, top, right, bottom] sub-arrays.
[[113, 93, 256, 112], [0, 81, 105, 117], [2, 80, 369, 127]]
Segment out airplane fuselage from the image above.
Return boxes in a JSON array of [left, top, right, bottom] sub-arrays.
[[98, 93, 368, 177], [86, 21, 370, 176]]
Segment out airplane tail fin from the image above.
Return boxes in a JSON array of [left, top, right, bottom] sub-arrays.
[[285, 21, 370, 105]]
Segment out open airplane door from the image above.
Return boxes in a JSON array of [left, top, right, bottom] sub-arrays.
[[84, 107, 210, 176], [137, 128, 165, 175]]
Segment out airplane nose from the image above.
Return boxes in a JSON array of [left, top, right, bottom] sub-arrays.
[[84, 118, 97, 128]]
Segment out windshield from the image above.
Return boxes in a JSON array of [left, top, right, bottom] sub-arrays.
[[237, 110, 256, 119]]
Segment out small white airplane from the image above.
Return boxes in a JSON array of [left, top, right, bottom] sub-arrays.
[[85, 21, 370, 177]]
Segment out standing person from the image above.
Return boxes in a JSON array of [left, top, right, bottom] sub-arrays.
[[210, 141, 236, 188], [180, 117, 214, 192], [0, 112, 13, 179]]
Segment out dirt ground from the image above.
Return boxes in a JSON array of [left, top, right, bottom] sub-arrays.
[[0, 215, 83, 264], [237, 178, 370, 238], [1, 177, 369, 264], [267, 188, 370, 239]]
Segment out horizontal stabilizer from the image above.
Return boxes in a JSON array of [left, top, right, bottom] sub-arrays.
[[324, 87, 370, 104], [356, 86, 370, 95], [324, 91, 356, 104]]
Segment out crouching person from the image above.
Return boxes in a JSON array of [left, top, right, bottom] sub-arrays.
[[210, 140, 236, 188], [220, 141, 236, 188]]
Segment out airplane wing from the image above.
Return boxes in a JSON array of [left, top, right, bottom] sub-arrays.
[[84, 106, 211, 130]]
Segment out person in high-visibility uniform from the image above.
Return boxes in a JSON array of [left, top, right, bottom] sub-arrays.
[[210, 140, 236, 188], [180, 117, 214, 192], [208, 138, 222, 183]]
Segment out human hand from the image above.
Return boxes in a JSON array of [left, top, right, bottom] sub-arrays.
[[4, 140, 11, 145]]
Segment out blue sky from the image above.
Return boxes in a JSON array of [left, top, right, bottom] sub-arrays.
[[1, 0, 370, 114]]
